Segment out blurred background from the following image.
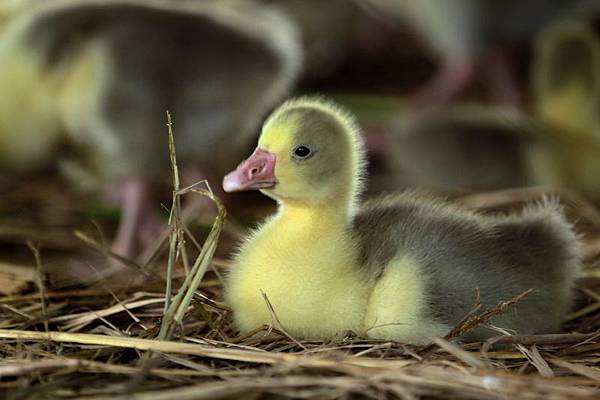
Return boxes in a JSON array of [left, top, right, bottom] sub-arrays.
[[1, 0, 600, 290]]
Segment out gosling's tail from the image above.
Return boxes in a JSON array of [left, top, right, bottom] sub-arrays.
[[496, 196, 582, 282]]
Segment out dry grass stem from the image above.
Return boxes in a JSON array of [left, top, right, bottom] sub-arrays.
[[157, 114, 225, 341]]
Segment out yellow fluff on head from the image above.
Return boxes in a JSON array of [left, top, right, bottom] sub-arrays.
[[260, 96, 367, 214], [263, 96, 367, 165]]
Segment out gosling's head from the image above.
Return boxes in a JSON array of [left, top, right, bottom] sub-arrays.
[[223, 97, 366, 211]]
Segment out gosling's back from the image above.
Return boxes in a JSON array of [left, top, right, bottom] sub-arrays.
[[353, 193, 581, 340]]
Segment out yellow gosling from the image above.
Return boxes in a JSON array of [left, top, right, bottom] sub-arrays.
[[223, 97, 582, 344]]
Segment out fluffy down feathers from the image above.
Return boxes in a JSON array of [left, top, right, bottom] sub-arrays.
[[224, 97, 582, 344]]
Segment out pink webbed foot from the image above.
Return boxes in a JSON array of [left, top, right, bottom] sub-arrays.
[[482, 47, 522, 108], [411, 56, 477, 109]]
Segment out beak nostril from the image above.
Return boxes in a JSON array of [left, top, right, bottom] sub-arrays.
[[249, 163, 266, 177]]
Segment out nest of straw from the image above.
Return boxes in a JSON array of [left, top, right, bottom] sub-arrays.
[[1, 119, 600, 400]]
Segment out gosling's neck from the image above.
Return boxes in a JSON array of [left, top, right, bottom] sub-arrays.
[[261, 196, 361, 275], [274, 195, 354, 236]]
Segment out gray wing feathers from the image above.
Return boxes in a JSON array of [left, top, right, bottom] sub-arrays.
[[352, 193, 582, 338]]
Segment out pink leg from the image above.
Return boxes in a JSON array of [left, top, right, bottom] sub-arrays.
[[482, 47, 522, 108], [412, 56, 477, 109], [59, 178, 161, 287], [108, 178, 160, 260], [362, 126, 395, 155], [138, 167, 221, 265]]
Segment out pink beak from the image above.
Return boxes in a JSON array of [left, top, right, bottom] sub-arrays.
[[222, 148, 277, 192]]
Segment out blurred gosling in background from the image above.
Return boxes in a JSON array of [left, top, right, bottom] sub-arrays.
[[365, 0, 600, 107], [382, 104, 546, 193], [0, 0, 301, 260], [532, 20, 600, 197], [350, 19, 600, 198]]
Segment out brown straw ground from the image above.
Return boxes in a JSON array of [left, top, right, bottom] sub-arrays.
[[2, 121, 600, 399]]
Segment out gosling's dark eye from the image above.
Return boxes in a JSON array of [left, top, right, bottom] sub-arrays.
[[292, 145, 313, 160]]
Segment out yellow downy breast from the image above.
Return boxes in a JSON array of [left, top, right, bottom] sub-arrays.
[[364, 256, 449, 345], [225, 217, 370, 339]]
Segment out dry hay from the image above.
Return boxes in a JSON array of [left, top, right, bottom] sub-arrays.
[[1, 123, 600, 399]]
